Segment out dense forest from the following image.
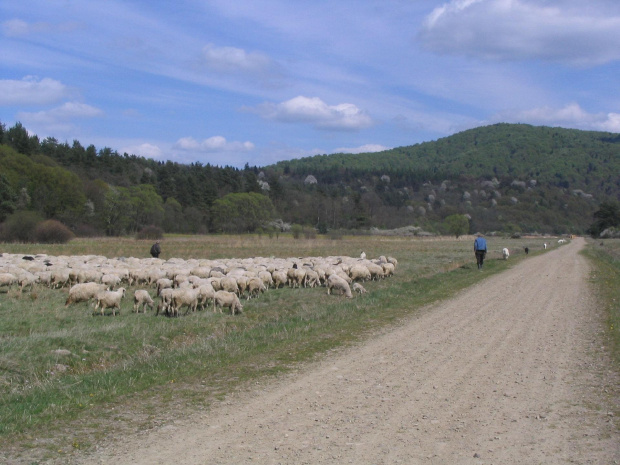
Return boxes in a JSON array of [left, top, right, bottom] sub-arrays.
[[0, 121, 618, 238]]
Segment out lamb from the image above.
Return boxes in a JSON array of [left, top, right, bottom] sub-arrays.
[[94, 287, 126, 316], [352, 282, 367, 295], [133, 289, 155, 313], [65, 282, 108, 306], [214, 290, 243, 315], [326, 274, 353, 298], [502, 248, 510, 260]]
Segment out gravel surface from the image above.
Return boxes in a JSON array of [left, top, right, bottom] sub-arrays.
[[75, 237, 619, 464]]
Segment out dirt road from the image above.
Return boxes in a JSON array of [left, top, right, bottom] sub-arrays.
[[78, 238, 619, 464]]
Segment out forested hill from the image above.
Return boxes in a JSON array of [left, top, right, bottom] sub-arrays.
[[0, 121, 618, 237], [272, 123, 620, 197]]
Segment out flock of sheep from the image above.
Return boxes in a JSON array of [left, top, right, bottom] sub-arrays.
[[0, 251, 398, 317]]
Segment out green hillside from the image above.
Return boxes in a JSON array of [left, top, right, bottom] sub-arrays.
[[0, 121, 618, 237]]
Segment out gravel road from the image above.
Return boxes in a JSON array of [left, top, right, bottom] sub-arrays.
[[78, 237, 619, 464]]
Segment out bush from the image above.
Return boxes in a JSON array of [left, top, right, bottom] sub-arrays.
[[34, 219, 75, 244], [0, 211, 43, 242], [136, 225, 164, 240], [303, 227, 317, 239], [291, 224, 303, 239]]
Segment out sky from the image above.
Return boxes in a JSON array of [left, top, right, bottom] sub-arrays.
[[1, 0, 619, 168]]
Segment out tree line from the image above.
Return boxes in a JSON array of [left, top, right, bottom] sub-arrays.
[[1, 120, 618, 239]]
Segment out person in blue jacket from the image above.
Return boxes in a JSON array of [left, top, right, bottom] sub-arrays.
[[474, 233, 487, 270]]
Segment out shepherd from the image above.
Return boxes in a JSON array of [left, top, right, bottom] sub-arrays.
[[150, 240, 161, 258]]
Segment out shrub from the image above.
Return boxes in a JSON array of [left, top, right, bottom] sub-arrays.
[[136, 225, 164, 240], [291, 224, 303, 239], [0, 211, 43, 242], [303, 227, 317, 239], [34, 219, 75, 244]]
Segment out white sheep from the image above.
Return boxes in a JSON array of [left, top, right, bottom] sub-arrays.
[[65, 282, 109, 306], [133, 289, 155, 313], [304, 269, 320, 288], [272, 270, 288, 289], [544, 243, 548, 249], [381, 262, 395, 277], [214, 290, 243, 314], [0, 272, 18, 289], [352, 282, 367, 295], [349, 264, 371, 282], [247, 277, 266, 299], [366, 263, 385, 280], [171, 288, 200, 316], [156, 278, 173, 296], [101, 273, 122, 289], [196, 284, 216, 311], [502, 248, 510, 260], [157, 288, 174, 316], [327, 274, 353, 298], [220, 276, 240, 295], [94, 287, 126, 316]]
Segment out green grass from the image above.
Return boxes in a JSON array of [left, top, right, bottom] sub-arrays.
[[583, 238, 620, 365], [0, 234, 555, 460]]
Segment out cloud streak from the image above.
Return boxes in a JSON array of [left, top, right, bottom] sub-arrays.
[[419, 0, 620, 66], [0, 76, 70, 105]]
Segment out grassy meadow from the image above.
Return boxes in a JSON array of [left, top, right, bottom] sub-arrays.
[[0, 234, 561, 460]]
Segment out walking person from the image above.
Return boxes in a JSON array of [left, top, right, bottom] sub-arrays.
[[150, 240, 161, 258], [474, 233, 487, 270]]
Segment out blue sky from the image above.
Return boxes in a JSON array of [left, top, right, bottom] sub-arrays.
[[1, 0, 619, 168]]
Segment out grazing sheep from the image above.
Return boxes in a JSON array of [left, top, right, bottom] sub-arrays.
[[287, 267, 306, 288], [304, 269, 320, 288], [133, 289, 155, 313], [366, 263, 385, 280], [18, 272, 38, 292], [0, 272, 18, 289], [387, 256, 398, 267], [94, 287, 126, 316], [156, 278, 173, 296], [381, 262, 395, 277], [214, 290, 243, 315], [196, 284, 216, 311], [171, 288, 200, 316], [247, 277, 266, 299], [258, 270, 274, 289], [352, 282, 367, 295], [272, 270, 288, 289], [157, 288, 174, 316], [327, 274, 353, 299], [101, 273, 122, 289], [502, 248, 510, 260], [349, 264, 371, 282], [543, 243, 548, 250], [65, 282, 108, 306], [50, 269, 71, 288], [220, 276, 240, 295]]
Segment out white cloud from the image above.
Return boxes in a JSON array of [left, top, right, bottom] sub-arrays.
[[121, 143, 163, 159], [419, 0, 620, 66], [493, 103, 620, 132], [1, 18, 81, 37], [0, 76, 69, 105], [202, 43, 273, 74], [251, 96, 373, 130], [18, 102, 103, 124], [333, 144, 389, 154], [174, 136, 254, 152]]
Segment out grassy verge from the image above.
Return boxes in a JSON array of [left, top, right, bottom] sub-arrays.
[[583, 238, 620, 365], [0, 234, 552, 461]]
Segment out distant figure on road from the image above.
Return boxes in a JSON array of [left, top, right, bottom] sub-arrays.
[[150, 241, 161, 258], [524, 247, 529, 255], [474, 233, 487, 270]]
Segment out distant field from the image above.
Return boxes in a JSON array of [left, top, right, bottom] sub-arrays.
[[0, 234, 556, 459]]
